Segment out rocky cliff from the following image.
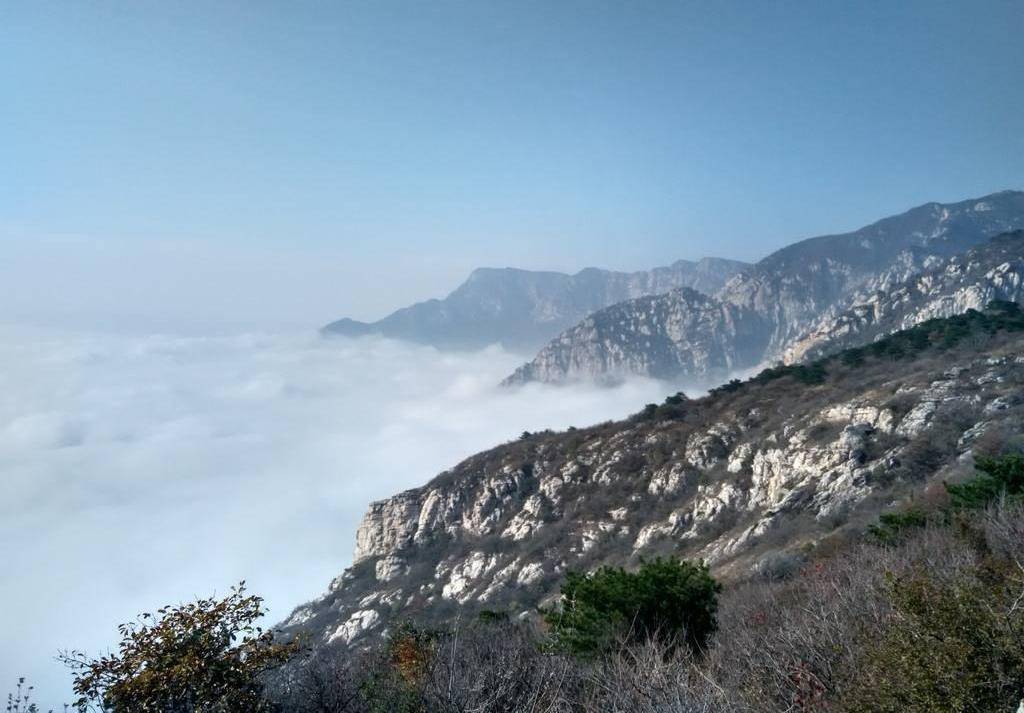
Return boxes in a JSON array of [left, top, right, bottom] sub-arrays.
[[321, 257, 749, 352], [283, 304, 1024, 651], [502, 288, 766, 385], [783, 231, 1024, 363], [506, 191, 1024, 383]]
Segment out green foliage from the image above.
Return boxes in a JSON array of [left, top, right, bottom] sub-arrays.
[[839, 565, 1024, 712], [865, 300, 1024, 361], [689, 302, 1021, 412], [946, 454, 1024, 509], [753, 362, 828, 386], [477, 609, 510, 623], [840, 347, 865, 367], [866, 507, 929, 545], [867, 455, 1024, 545], [544, 558, 720, 658], [635, 392, 690, 421], [60, 583, 298, 712], [709, 378, 743, 395]]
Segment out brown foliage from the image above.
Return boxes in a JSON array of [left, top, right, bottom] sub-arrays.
[[60, 583, 298, 712]]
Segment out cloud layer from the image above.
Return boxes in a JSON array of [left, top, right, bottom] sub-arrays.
[[0, 327, 670, 706]]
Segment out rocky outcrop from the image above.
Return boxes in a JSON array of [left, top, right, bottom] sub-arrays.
[[506, 191, 1024, 384], [322, 257, 749, 352], [784, 231, 1024, 363], [502, 288, 766, 385], [283, 308, 1024, 651]]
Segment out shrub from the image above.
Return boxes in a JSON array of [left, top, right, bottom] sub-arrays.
[[753, 363, 827, 386], [357, 623, 437, 713], [838, 566, 1024, 712], [544, 558, 720, 658], [867, 507, 929, 545], [946, 453, 1024, 509], [60, 583, 298, 712], [635, 392, 691, 422], [353, 618, 581, 713]]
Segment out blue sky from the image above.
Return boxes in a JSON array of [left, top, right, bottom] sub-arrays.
[[2, 1, 1023, 329]]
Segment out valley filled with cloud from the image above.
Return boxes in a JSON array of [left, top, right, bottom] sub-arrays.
[[0, 327, 670, 704]]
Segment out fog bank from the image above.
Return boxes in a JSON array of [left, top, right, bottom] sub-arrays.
[[0, 327, 672, 706]]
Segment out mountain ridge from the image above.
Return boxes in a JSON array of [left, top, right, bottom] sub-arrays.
[[784, 230, 1024, 363], [321, 257, 749, 352], [506, 190, 1024, 384], [284, 303, 1024, 652]]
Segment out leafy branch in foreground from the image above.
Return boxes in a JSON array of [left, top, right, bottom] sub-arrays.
[[59, 583, 298, 712]]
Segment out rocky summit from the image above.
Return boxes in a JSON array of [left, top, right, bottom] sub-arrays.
[[282, 303, 1024, 651]]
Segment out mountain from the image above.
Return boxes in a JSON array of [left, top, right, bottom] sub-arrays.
[[502, 288, 766, 385], [784, 231, 1024, 363], [505, 190, 1024, 383], [321, 257, 749, 352], [281, 304, 1024, 650]]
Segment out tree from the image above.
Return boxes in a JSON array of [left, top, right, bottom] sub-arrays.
[[946, 454, 1024, 509], [60, 583, 298, 712], [545, 558, 720, 658]]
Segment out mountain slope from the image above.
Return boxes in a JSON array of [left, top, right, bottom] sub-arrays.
[[502, 288, 766, 385], [321, 257, 749, 352], [506, 191, 1024, 383], [283, 304, 1024, 651], [784, 231, 1024, 363]]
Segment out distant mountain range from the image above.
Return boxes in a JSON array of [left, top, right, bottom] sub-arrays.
[[504, 190, 1024, 384], [321, 257, 749, 352]]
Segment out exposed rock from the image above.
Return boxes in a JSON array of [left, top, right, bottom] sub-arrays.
[[327, 609, 380, 645], [506, 193, 1024, 384], [282, 312, 1024, 651], [441, 552, 499, 603], [374, 556, 408, 583], [502, 288, 765, 385], [786, 231, 1024, 362]]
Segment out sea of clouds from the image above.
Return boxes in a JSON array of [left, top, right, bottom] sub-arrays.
[[0, 326, 672, 706]]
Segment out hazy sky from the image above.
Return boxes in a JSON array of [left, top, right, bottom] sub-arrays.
[[3, 1, 1024, 330]]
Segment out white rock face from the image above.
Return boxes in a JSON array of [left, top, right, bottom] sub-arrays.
[[785, 232, 1024, 363], [327, 609, 380, 645], [441, 551, 499, 602], [374, 556, 408, 583], [648, 463, 689, 495], [517, 562, 545, 586], [354, 492, 421, 563], [501, 494, 546, 541], [503, 288, 765, 385]]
